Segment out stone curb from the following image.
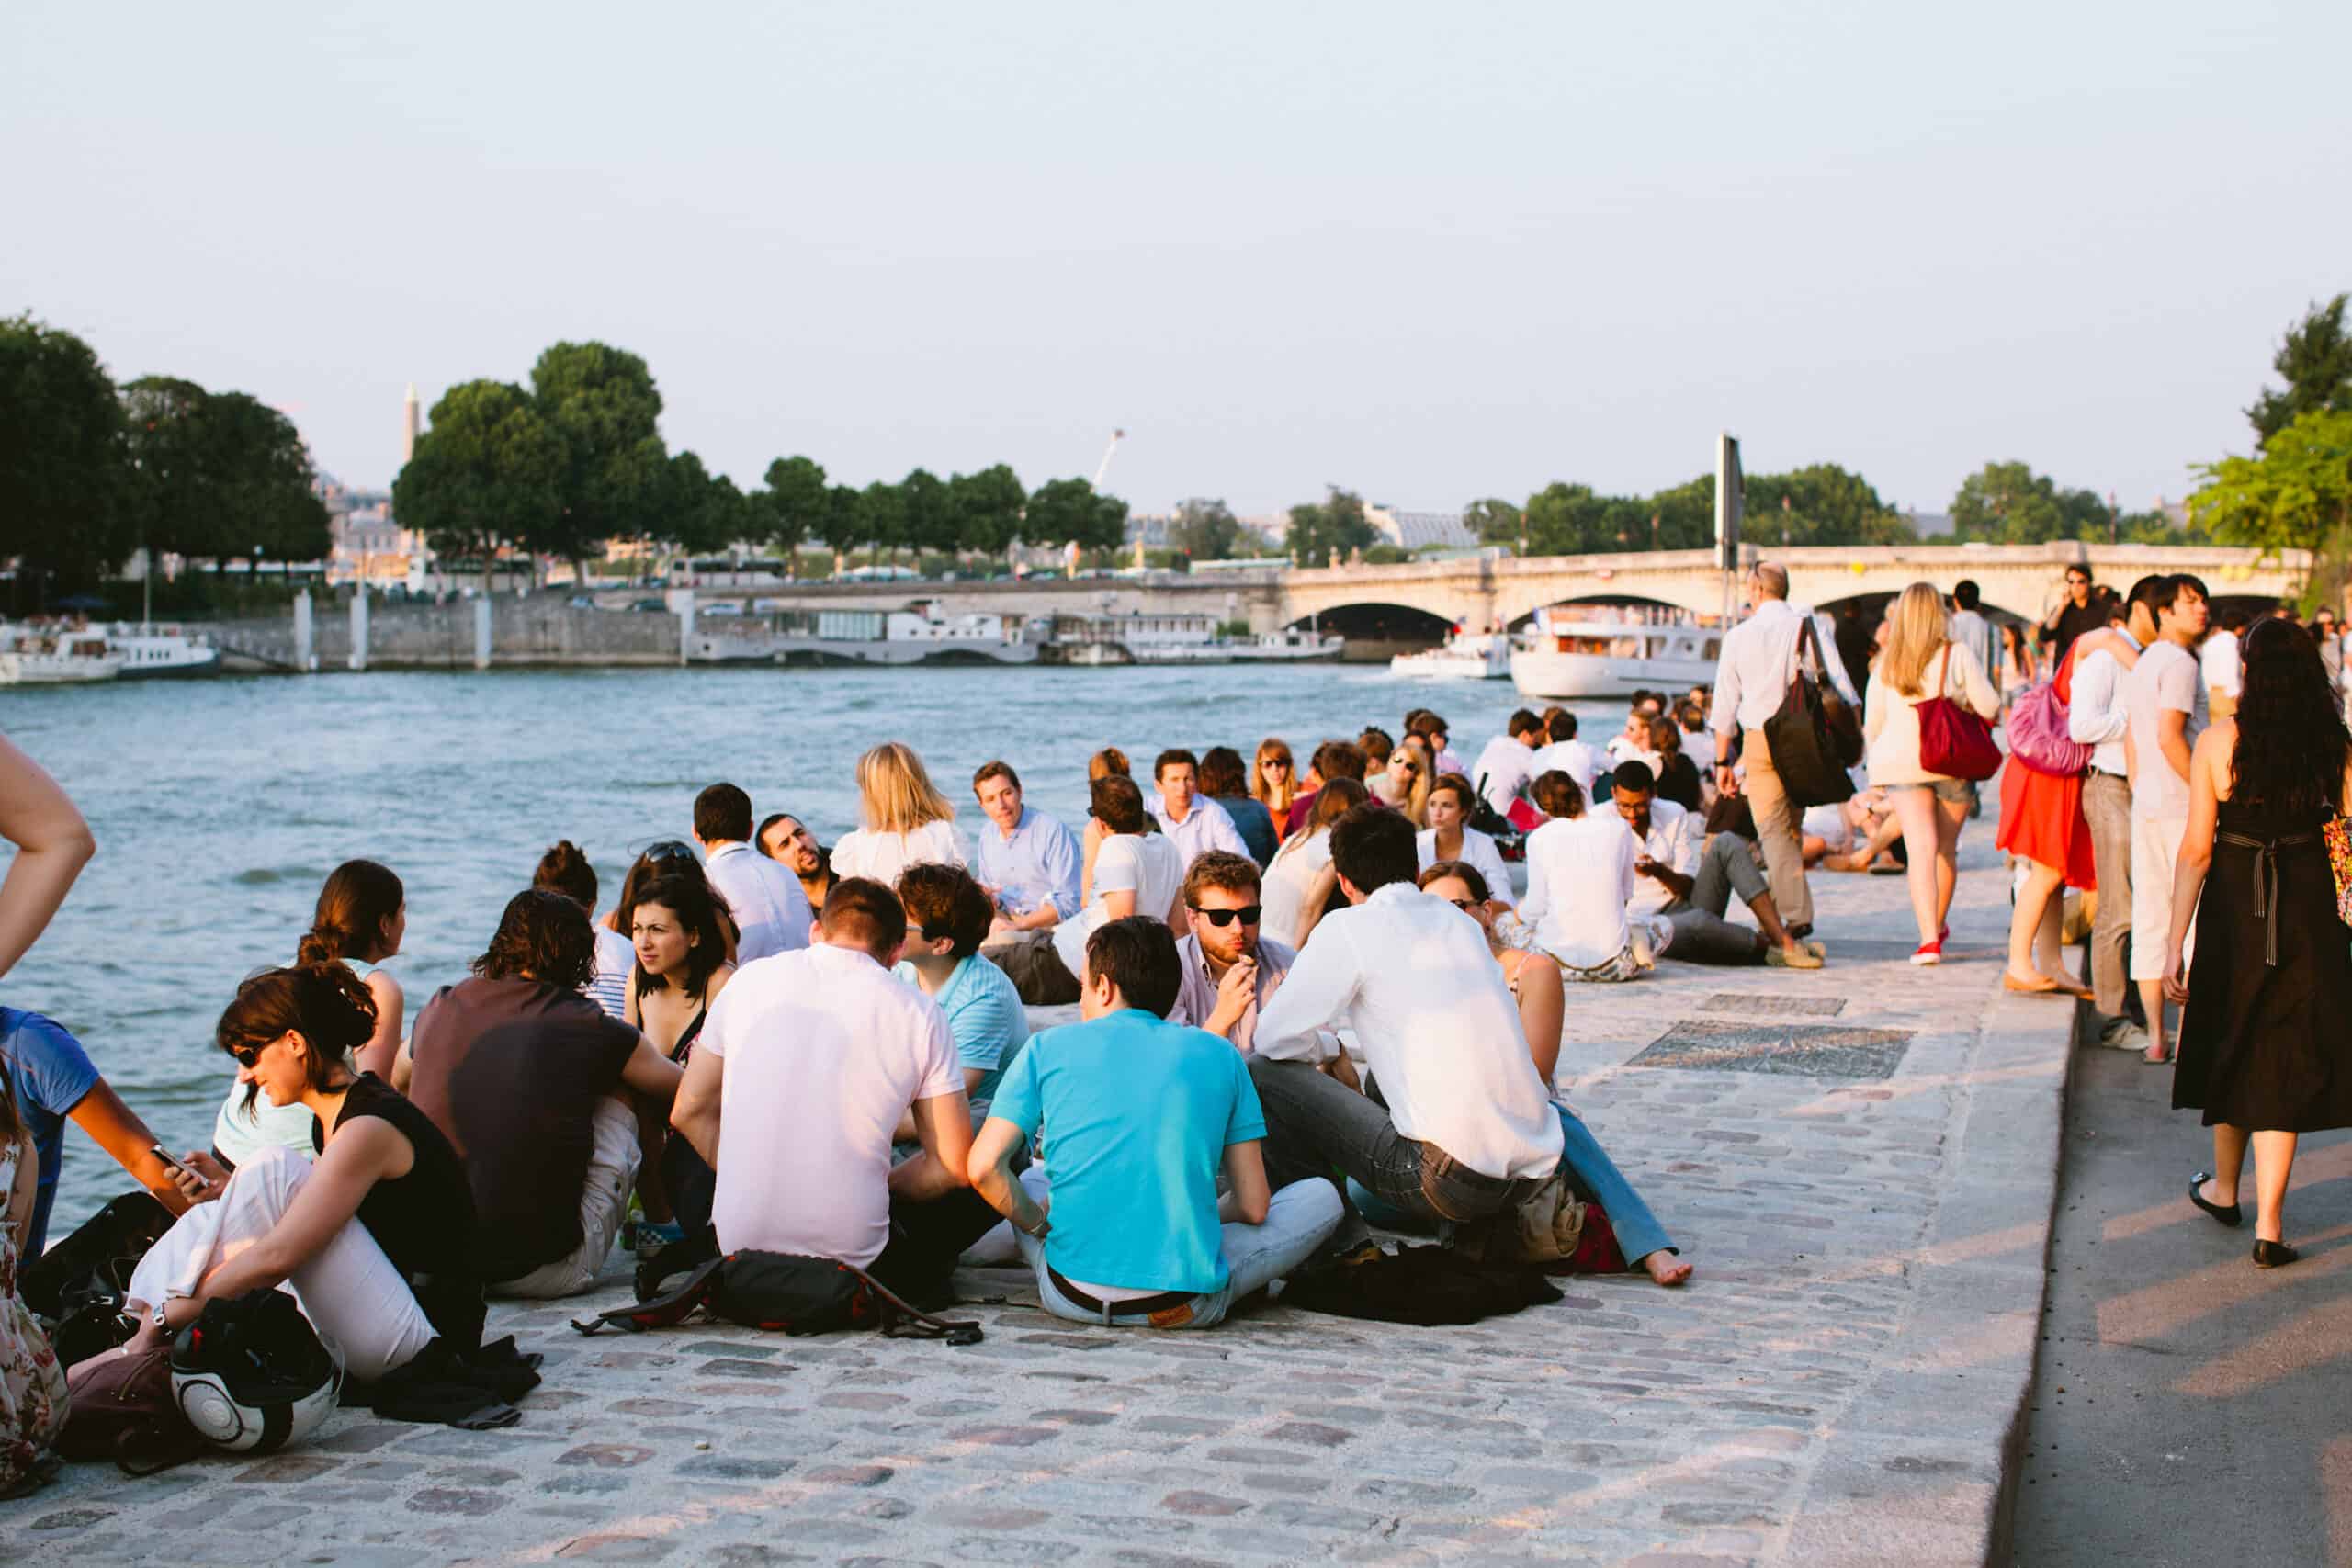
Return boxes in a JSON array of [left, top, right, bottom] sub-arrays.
[[1781, 978, 2079, 1567]]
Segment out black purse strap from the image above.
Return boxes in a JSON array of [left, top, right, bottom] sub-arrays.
[[843, 1265, 984, 1346]]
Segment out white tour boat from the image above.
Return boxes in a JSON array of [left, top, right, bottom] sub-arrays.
[[771, 605, 1042, 666], [1390, 626, 1509, 680], [0, 626, 124, 686], [1510, 604, 1723, 699], [105, 623, 222, 679], [1045, 612, 1342, 665]]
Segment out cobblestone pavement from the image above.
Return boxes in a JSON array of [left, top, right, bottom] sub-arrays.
[[18, 838, 2070, 1566]]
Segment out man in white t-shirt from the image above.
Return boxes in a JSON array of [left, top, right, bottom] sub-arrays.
[[2121, 574, 2211, 1066], [1470, 710, 1547, 817], [2200, 609, 2245, 720], [1530, 712, 1600, 801], [991, 774, 1184, 1005], [670, 876, 998, 1305], [694, 782, 812, 964], [1148, 749, 1250, 868]]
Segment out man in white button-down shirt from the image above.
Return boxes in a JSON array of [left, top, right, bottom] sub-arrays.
[[694, 783, 813, 964], [1249, 806, 1563, 1257], [2066, 576, 2159, 1049], [1708, 562, 1815, 933], [1149, 749, 1250, 869]]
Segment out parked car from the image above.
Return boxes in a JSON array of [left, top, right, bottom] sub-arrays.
[[629, 598, 668, 613]]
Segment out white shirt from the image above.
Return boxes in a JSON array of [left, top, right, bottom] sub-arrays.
[[1520, 813, 1636, 968], [1624, 798, 1701, 918], [1261, 829, 1333, 947], [1471, 734, 1537, 815], [1253, 883, 1564, 1181], [1679, 726, 1713, 771], [1530, 739, 1600, 799], [830, 818, 971, 888], [588, 924, 636, 1021], [2124, 639, 2207, 821], [702, 943, 964, 1268], [1052, 830, 1184, 979], [1414, 825, 1518, 908], [1149, 795, 1249, 867], [2067, 628, 2142, 776], [1711, 599, 1806, 737], [2200, 630, 2241, 701], [703, 841, 813, 964], [1947, 609, 1994, 682]]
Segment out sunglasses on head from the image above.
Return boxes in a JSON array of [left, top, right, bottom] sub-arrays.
[[644, 840, 697, 864], [1190, 904, 1262, 927]]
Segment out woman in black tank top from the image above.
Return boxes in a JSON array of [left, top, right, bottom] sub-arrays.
[[621, 874, 735, 1239], [110, 964, 482, 1382]]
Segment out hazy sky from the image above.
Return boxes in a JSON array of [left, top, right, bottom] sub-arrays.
[[6, 3, 2345, 518]]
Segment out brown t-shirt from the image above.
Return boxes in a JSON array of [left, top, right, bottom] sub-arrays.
[[407, 976, 639, 1281]]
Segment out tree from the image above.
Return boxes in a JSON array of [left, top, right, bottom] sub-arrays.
[[391, 379, 565, 588], [119, 377, 219, 564], [2249, 295, 2352, 448], [1742, 464, 1912, 547], [0, 315, 129, 592], [1168, 497, 1241, 563], [2191, 410, 2352, 585], [529, 342, 669, 577], [1948, 461, 2107, 544], [208, 392, 330, 570], [665, 451, 751, 558], [751, 455, 828, 563], [1287, 487, 1378, 567], [854, 479, 907, 565], [1023, 477, 1119, 548], [1464, 497, 1521, 547], [948, 464, 1026, 555], [899, 468, 955, 556]]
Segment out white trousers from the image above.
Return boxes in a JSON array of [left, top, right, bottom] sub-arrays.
[[126, 1147, 435, 1382], [2129, 812, 2198, 982], [490, 1096, 640, 1299]]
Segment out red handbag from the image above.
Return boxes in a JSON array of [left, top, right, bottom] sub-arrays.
[[1916, 646, 2003, 781]]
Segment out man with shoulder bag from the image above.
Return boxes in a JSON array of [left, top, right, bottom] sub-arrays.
[[1709, 562, 1830, 938]]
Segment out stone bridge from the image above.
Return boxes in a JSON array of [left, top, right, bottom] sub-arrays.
[[691, 543, 2304, 640]]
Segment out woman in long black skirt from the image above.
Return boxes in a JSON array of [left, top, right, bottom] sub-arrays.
[[2163, 615, 2352, 1268]]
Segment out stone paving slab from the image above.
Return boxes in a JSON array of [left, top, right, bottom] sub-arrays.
[[15, 836, 2071, 1566]]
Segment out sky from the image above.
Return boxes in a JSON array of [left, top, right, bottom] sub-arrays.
[[6, 3, 2346, 520]]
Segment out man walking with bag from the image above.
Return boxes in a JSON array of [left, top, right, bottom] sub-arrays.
[[1709, 561, 1818, 938]]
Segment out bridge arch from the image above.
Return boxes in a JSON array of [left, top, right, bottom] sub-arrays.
[[1501, 592, 1686, 632], [1287, 601, 1458, 645]]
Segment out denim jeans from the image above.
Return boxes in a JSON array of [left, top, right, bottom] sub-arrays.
[[1247, 1056, 1524, 1252], [1020, 1178, 1344, 1328]]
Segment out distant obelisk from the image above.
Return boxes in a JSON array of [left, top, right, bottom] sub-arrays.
[[401, 383, 421, 464]]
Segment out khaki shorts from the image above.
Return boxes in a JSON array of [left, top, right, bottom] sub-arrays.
[[2129, 813, 2197, 982]]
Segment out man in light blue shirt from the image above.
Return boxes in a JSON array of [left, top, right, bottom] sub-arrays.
[[966, 917, 1341, 1329], [695, 782, 812, 963], [892, 863, 1030, 1125], [969, 761, 1080, 938]]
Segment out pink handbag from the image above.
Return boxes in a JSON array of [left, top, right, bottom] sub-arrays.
[[2005, 678, 2092, 777], [1915, 647, 2003, 781]]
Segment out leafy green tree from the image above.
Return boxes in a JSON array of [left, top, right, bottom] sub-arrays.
[[2191, 409, 2352, 572], [1024, 477, 1115, 548], [0, 315, 129, 591], [1464, 497, 1521, 547], [665, 451, 752, 558], [854, 479, 907, 565], [1286, 487, 1378, 567], [899, 468, 955, 556], [1168, 497, 1242, 562], [948, 464, 1026, 554], [751, 455, 828, 563], [1737, 464, 1911, 547], [529, 342, 669, 577], [208, 392, 331, 570], [2249, 295, 2352, 447], [391, 379, 565, 587], [1948, 461, 2107, 543]]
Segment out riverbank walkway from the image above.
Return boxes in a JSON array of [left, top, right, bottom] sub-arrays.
[[19, 836, 2078, 1566]]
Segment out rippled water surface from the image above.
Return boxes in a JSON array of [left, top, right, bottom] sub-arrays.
[[4, 663, 1621, 1234]]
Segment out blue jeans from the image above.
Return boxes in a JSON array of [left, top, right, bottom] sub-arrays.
[[1019, 1179, 1344, 1329], [1349, 1104, 1676, 1266]]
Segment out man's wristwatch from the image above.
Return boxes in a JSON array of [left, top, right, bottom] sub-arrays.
[[1017, 1215, 1051, 1240]]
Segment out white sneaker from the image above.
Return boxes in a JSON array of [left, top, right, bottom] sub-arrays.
[[2097, 1019, 2152, 1052]]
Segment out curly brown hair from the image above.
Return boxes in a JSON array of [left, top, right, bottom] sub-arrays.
[[473, 888, 597, 990]]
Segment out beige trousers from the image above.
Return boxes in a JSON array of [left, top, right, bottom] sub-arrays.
[[1741, 728, 1815, 930]]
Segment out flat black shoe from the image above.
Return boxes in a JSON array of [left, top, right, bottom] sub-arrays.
[[2253, 1239, 2300, 1269], [2189, 1172, 2241, 1227]]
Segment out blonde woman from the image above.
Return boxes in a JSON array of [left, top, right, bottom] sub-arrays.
[[1863, 582, 1999, 963], [1385, 736, 1435, 828], [1251, 739, 1299, 821], [829, 742, 971, 886]]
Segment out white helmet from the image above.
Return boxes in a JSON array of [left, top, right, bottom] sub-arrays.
[[170, 1290, 345, 1453]]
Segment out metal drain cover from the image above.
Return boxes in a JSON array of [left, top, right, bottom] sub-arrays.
[[1628, 1019, 1913, 1079]]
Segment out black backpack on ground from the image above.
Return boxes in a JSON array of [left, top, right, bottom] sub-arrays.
[[571, 1227, 981, 1345], [24, 1190, 175, 1365]]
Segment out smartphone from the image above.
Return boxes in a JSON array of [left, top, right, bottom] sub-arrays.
[[148, 1144, 195, 1179]]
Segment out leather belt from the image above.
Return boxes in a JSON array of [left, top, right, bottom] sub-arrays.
[[1046, 1268, 1195, 1319]]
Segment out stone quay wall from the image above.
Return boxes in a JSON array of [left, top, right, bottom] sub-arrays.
[[209, 597, 680, 671]]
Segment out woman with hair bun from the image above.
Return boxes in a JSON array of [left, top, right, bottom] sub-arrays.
[[535, 840, 632, 1021], [113, 964, 480, 1380], [211, 860, 407, 1167]]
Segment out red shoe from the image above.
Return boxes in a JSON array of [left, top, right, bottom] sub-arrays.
[[1939, 925, 1950, 944], [1910, 940, 1943, 966]]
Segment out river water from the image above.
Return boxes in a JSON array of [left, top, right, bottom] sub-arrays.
[[3, 663, 1625, 1236]]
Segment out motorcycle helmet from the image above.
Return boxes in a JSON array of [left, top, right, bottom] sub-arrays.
[[170, 1287, 344, 1453]]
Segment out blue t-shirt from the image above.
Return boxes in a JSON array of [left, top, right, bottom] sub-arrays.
[[0, 1007, 104, 1258], [989, 1008, 1264, 1294], [892, 953, 1029, 1122]]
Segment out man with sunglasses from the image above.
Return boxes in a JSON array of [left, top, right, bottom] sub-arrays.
[[2041, 565, 2106, 667], [1168, 852, 1295, 1054]]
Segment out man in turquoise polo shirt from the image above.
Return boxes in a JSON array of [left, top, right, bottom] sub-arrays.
[[967, 916, 1341, 1329]]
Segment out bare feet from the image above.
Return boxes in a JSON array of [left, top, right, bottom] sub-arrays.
[[1638, 1251, 1692, 1287]]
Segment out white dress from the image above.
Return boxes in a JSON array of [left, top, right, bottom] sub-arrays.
[[830, 818, 971, 888], [1262, 831, 1334, 948]]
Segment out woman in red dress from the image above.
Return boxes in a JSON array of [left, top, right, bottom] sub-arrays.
[[1996, 622, 2137, 993]]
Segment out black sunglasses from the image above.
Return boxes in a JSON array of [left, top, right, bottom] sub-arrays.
[[643, 840, 697, 864], [1446, 897, 1479, 912], [1189, 904, 1262, 927], [226, 1039, 266, 1067]]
